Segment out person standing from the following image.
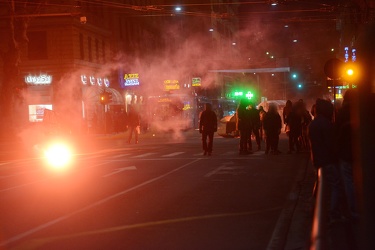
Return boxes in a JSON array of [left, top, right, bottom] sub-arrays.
[[287, 103, 302, 153], [308, 98, 341, 223], [258, 105, 267, 142], [263, 103, 282, 154], [335, 90, 358, 219], [127, 105, 140, 144], [236, 99, 251, 155], [283, 100, 293, 135], [199, 103, 217, 156], [248, 103, 261, 151]]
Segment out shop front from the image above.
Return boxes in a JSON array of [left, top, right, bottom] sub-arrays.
[[80, 74, 124, 133], [24, 73, 54, 123]]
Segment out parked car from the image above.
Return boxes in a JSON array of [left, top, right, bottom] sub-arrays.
[[217, 114, 238, 138]]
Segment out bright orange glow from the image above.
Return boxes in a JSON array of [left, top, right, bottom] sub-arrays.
[[346, 68, 354, 76], [44, 142, 73, 170]]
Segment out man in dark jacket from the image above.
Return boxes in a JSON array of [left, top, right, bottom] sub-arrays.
[[263, 103, 282, 154], [248, 103, 261, 151], [236, 99, 251, 155], [199, 103, 217, 156], [308, 98, 341, 223], [335, 89, 357, 219]]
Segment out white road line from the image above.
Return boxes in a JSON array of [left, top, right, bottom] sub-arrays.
[[193, 152, 204, 156], [162, 152, 184, 157], [132, 153, 156, 158], [110, 154, 130, 159], [0, 158, 202, 247], [205, 165, 228, 177]]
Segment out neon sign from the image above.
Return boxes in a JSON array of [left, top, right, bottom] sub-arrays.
[[81, 75, 110, 87], [25, 74, 52, 85], [124, 73, 140, 86], [164, 80, 180, 91], [192, 77, 201, 87]]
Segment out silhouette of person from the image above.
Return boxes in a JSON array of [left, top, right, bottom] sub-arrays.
[[127, 105, 140, 144], [199, 103, 217, 156]]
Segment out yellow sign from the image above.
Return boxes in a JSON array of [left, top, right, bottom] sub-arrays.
[[164, 80, 180, 91], [192, 77, 201, 87]]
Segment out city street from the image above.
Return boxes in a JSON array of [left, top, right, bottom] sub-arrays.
[[0, 132, 314, 249]]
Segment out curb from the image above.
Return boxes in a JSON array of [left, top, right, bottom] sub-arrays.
[[267, 155, 315, 250]]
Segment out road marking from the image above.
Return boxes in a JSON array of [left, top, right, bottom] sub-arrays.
[[193, 152, 204, 156], [0, 158, 202, 248], [205, 161, 247, 177], [162, 152, 184, 157], [102, 166, 137, 178], [132, 153, 156, 158], [110, 154, 130, 159], [19, 207, 283, 250]]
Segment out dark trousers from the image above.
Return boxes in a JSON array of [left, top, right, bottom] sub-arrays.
[[288, 130, 301, 152], [249, 126, 261, 150], [128, 126, 138, 143], [202, 130, 214, 153], [239, 129, 251, 152], [265, 130, 279, 152]]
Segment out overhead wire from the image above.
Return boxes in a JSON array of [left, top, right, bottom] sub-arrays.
[[2, 0, 340, 23]]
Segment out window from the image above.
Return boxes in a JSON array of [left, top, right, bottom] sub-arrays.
[[95, 39, 99, 62], [28, 31, 48, 60], [79, 33, 84, 60]]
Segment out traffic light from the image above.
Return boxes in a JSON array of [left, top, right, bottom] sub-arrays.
[[297, 83, 303, 89], [99, 91, 113, 105], [342, 63, 359, 82], [107, 92, 113, 103], [100, 92, 106, 105]]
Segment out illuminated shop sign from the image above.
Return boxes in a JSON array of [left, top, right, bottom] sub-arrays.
[[124, 73, 140, 86], [164, 80, 180, 91], [192, 77, 201, 87], [28, 104, 52, 122], [81, 75, 110, 87], [25, 74, 52, 85]]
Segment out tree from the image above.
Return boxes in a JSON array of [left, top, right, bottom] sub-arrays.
[[0, 0, 44, 136]]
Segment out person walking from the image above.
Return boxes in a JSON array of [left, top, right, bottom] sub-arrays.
[[236, 99, 251, 155], [127, 105, 140, 144], [199, 103, 217, 156], [263, 103, 282, 154]]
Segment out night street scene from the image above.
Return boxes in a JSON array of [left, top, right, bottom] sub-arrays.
[[1, 0, 375, 249]]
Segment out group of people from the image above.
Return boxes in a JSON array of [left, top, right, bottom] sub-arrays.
[[236, 99, 281, 155], [283, 99, 313, 154], [199, 93, 357, 224], [198, 99, 284, 156]]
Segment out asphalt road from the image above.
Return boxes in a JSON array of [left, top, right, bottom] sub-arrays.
[[0, 132, 313, 250]]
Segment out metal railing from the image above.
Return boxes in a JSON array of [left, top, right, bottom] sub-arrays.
[[310, 167, 328, 250]]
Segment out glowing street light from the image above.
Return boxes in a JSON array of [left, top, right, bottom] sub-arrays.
[[346, 68, 354, 76]]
